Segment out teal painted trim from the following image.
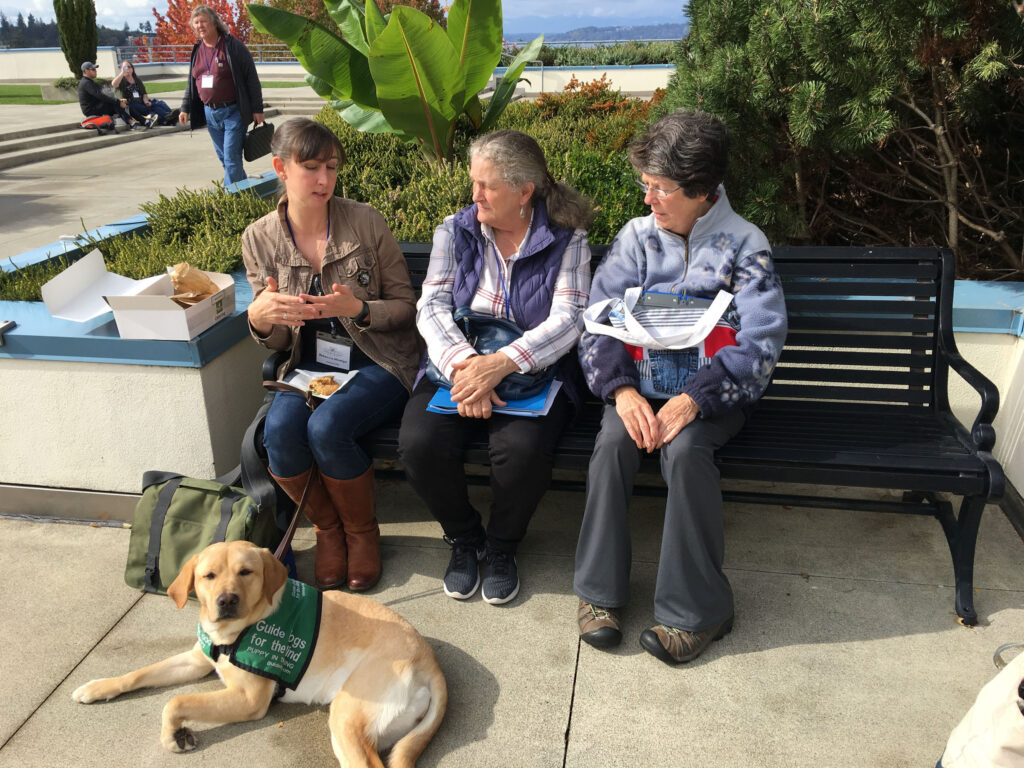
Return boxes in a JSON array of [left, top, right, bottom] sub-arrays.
[[0, 272, 255, 366], [0, 172, 277, 367], [953, 280, 1024, 337]]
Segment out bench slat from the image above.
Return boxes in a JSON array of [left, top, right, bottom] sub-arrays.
[[771, 367, 934, 386], [779, 262, 939, 279], [778, 350, 933, 368], [780, 332, 936, 351], [786, 298, 937, 316], [780, 281, 938, 297]]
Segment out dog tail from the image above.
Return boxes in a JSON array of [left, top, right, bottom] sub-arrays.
[[386, 659, 448, 768]]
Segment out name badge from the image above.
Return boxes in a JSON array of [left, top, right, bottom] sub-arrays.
[[200, 74, 214, 89], [132, 90, 140, 98], [316, 332, 353, 371]]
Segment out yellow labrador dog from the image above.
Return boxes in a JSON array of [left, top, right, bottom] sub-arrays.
[[72, 540, 446, 767]]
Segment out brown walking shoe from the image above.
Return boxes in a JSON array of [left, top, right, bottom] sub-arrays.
[[639, 616, 734, 665], [577, 600, 622, 649]]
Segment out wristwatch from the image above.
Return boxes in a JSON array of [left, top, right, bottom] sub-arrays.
[[353, 301, 370, 324]]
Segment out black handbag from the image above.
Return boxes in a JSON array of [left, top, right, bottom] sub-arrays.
[[425, 307, 556, 401], [243, 121, 275, 161]]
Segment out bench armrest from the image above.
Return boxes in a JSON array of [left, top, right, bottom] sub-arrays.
[[938, 338, 1000, 452], [262, 350, 288, 383], [935, 250, 1000, 454]]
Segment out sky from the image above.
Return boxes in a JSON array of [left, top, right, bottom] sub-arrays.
[[1, 0, 686, 34]]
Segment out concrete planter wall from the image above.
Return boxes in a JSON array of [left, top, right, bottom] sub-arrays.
[[0, 174, 279, 505]]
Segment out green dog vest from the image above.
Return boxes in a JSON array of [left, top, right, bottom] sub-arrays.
[[197, 578, 322, 692]]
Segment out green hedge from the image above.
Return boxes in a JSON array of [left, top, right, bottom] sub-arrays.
[[0, 187, 272, 302], [318, 78, 655, 244], [510, 41, 677, 67]]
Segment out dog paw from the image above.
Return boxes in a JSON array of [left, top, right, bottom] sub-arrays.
[[164, 727, 197, 752], [72, 680, 111, 703]]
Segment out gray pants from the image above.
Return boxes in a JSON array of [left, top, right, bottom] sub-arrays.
[[573, 404, 746, 631]]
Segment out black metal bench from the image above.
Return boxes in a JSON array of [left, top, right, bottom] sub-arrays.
[[264, 243, 1004, 625]]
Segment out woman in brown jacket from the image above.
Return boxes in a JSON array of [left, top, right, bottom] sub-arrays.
[[241, 117, 420, 592]]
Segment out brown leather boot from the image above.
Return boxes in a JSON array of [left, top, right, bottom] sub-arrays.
[[270, 468, 347, 590], [321, 467, 380, 591]]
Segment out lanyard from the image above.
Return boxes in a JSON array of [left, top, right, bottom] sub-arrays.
[[285, 205, 338, 334], [201, 41, 218, 75], [492, 246, 511, 320], [284, 204, 331, 248]]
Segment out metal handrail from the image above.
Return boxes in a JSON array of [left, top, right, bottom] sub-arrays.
[[116, 38, 678, 65], [115, 42, 296, 64]]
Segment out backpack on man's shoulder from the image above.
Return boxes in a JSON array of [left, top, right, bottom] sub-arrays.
[[81, 115, 116, 134]]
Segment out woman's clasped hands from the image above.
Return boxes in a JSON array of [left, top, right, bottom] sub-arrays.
[[449, 352, 518, 419], [249, 276, 364, 335], [613, 385, 699, 452]]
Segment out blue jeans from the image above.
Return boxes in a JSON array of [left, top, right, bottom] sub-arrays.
[[203, 103, 246, 186], [264, 362, 408, 481], [128, 99, 171, 123]]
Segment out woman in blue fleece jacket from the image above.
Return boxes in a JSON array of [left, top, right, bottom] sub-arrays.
[[574, 109, 787, 665]]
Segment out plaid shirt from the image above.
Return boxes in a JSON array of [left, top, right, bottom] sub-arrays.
[[417, 213, 592, 379]]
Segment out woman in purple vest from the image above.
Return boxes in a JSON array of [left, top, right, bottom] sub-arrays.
[[399, 130, 593, 606]]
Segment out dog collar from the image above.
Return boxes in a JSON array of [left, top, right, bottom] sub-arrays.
[[197, 578, 322, 692]]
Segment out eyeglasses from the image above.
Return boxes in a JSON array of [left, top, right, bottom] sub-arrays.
[[634, 179, 681, 199]]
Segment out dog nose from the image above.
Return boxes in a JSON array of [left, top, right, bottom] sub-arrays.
[[216, 592, 239, 614]]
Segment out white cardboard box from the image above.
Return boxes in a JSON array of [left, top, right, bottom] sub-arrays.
[[41, 249, 236, 341]]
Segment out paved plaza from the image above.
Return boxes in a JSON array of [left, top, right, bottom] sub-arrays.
[[1, 96, 1023, 767]]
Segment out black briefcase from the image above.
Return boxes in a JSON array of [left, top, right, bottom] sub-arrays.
[[243, 121, 275, 161]]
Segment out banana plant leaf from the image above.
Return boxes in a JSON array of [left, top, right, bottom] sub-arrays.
[[323, 0, 368, 57], [480, 34, 543, 133], [464, 93, 483, 129], [368, 6, 465, 161], [306, 72, 338, 100], [247, 4, 378, 109], [446, 0, 502, 99], [334, 100, 400, 136], [363, 0, 386, 46]]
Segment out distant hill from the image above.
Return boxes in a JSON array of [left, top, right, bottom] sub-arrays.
[[505, 23, 688, 43]]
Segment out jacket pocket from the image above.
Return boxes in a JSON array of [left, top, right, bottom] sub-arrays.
[[649, 348, 700, 396], [337, 249, 378, 299]]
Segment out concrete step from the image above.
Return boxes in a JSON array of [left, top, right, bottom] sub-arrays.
[[0, 125, 106, 155], [0, 122, 188, 171], [0, 122, 82, 143], [0, 106, 287, 171]]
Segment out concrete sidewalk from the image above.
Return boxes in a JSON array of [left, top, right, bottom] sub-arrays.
[[0, 478, 1022, 767], [2, 97, 1024, 767], [0, 87, 319, 261]]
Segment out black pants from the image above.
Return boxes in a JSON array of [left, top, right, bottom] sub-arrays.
[[398, 379, 572, 553], [92, 102, 133, 125]]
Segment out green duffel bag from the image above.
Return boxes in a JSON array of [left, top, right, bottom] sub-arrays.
[[125, 471, 283, 594]]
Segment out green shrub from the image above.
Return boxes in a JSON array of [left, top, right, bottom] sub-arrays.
[[0, 186, 272, 302], [516, 41, 677, 67], [0, 255, 78, 302], [313, 80, 656, 245]]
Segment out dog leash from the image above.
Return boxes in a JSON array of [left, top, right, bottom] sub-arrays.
[[263, 380, 322, 563]]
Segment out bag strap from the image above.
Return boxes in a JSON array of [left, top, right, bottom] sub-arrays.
[[143, 476, 184, 593], [273, 469, 313, 561], [583, 288, 734, 350], [214, 489, 247, 543]]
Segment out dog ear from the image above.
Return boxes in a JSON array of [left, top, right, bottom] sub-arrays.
[[260, 548, 289, 605], [167, 554, 199, 609]]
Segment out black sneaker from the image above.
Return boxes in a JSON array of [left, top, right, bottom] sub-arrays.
[[442, 535, 484, 599], [481, 547, 519, 605], [145, 114, 159, 129]]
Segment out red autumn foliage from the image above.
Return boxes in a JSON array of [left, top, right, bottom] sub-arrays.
[[151, 0, 252, 46]]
